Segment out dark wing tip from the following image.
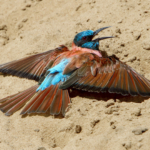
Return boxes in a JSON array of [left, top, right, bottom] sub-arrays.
[[0, 68, 40, 81]]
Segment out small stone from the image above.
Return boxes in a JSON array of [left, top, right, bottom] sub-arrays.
[[105, 43, 109, 48], [87, 19, 90, 22], [90, 119, 100, 128], [110, 121, 115, 126], [36, 0, 42, 1], [76, 22, 82, 26], [0, 31, 7, 38], [115, 28, 121, 34], [22, 18, 28, 22], [137, 58, 140, 61], [52, 144, 56, 148], [123, 142, 132, 149], [120, 43, 125, 47], [105, 106, 119, 114], [76, 4, 82, 11], [132, 128, 148, 135], [124, 53, 128, 57], [0, 25, 7, 31], [110, 121, 116, 129], [113, 112, 119, 115], [144, 10, 148, 13], [111, 125, 116, 129], [137, 143, 142, 148], [138, 138, 143, 142], [105, 108, 113, 114], [18, 23, 23, 29], [127, 118, 133, 121], [34, 129, 40, 132], [132, 108, 141, 116], [114, 49, 122, 54], [26, 4, 31, 7], [105, 99, 115, 108], [127, 56, 136, 62], [133, 32, 141, 40], [75, 125, 82, 133], [122, 143, 125, 146], [1, 39, 6, 45], [117, 19, 123, 23], [92, 100, 97, 102], [22, 7, 26, 11], [142, 41, 150, 50], [98, 20, 102, 23], [37, 147, 46, 150]]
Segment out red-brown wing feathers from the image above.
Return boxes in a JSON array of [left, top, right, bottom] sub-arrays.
[[60, 54, 150, 97], [0, 45, 69, 81]]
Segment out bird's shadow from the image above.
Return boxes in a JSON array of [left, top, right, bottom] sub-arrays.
[[69, 89, 149, 103]]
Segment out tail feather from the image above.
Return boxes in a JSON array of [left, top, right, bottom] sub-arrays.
[[0, 85, 38, 114], [0, 84, 71, 116], [27, 88, 50, 114], [5, 90, 36, 116], [20, 92, 42, 115], [50, 85, 63, 115], [0, 85, 37, 103], [36, 85, 56, 113], [39, 85, 59, 113], [62, 90, 71, 116]]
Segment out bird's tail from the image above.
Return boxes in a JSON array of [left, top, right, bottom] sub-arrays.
[[0, 84, 71, 116]]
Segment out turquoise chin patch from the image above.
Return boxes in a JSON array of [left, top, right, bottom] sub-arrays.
[[82, 41, 99, 50]]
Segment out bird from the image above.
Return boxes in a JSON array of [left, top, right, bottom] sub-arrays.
[[0, 26, 150, 117]]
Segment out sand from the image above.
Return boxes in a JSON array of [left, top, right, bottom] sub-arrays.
[[0, 0, 150, 150]]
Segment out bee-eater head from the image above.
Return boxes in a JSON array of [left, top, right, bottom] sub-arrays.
[[73, 26, 113, 50]]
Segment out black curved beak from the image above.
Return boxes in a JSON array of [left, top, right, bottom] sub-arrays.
[[93, 26, 114, 41], [92, 36, 114, 42]]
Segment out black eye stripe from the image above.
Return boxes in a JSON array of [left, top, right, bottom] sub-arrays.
[[74, 35, 93, 47]]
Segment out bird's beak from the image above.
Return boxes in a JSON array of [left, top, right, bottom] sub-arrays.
[[92, 36, 114, 42], [93, 26, 114, 41]]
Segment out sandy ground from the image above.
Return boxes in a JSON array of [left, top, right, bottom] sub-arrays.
[[0, 0, 150, 150]]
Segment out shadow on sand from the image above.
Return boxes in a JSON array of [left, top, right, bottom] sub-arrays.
[[69, 89, 149, 103]]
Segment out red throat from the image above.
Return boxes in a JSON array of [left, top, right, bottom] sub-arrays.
[[71, 42, 102, 57]]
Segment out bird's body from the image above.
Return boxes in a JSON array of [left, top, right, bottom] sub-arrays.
[[0, 26, 150, 117]]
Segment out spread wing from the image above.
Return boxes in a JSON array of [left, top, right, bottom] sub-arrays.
[[60, 54, 150, 97], [0, 45, 69, 81]]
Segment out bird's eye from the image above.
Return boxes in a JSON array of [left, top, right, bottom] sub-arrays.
[[82, 36, 86, 40]]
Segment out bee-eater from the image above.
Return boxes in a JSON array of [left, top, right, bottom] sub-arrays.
[[0, 26, 150, 117]]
